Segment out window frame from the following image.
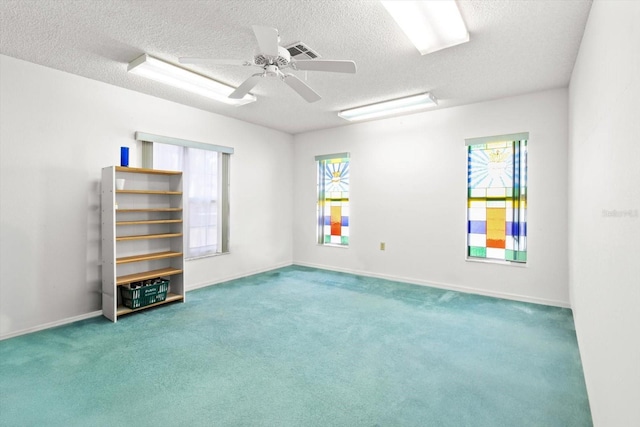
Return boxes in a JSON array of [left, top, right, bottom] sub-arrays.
[[135, 132, 231, 259], [465, 132, 528, 265], [315, 152, 350, 247]]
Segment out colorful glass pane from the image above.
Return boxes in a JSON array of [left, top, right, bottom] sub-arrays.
[[467, 140, 527, 262], [318, 156, 350, 246]]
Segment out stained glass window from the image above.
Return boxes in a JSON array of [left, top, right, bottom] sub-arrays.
[[316, 153, 350, 246], [467, 135, 527, 263]]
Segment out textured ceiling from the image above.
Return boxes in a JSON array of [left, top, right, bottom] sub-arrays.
[[0, 0, 592, 135]]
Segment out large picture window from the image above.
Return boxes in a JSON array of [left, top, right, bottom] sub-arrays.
[[466, 133, 528, 263], [135, 132, 231, 259], [154, 144, 220, 258], [316, 153, 350, 246]]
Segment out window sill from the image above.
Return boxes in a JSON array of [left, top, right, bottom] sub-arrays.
[[317, 244, 349, 249], [465, 257, 528, 268], [186, 251, 230, 261]]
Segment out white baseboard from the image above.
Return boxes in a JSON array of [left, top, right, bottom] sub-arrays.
[[2, 261, 569, 340], [292, 261, 571, 308], [1, 263, 294, 341], [0, 310, 103, 341], [186, 261, 294, 292]]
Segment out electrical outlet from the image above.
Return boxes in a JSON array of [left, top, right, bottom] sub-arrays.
[[380, 242, 385, 251]]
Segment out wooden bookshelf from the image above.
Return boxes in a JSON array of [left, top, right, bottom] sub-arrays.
[[116, 233, 183, 241], [116, 267, 183, 286], [115, 166, 181, 175], [116, 189, 182, 195], [116, 251, 183, 264], [101, 166, 185, 322], [116, 293, 183, 316], [116, 219, 183, 226], [117, 208, 182, 213]]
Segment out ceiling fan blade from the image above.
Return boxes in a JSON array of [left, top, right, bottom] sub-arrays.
[[229, 74, 262, 99], [179, 58, 251, 66], [283, 74, 321, 103], [293, 60, 357, 74], [252, 25, 279, 57]]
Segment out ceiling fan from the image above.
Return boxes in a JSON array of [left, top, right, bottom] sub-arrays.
[[179, 25, 357, 103]]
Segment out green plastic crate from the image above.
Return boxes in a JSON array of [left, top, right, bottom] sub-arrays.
[[120, 278, 169, 309]]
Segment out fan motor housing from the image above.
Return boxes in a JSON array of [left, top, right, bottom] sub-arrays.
[[254, 46, 291, 68]]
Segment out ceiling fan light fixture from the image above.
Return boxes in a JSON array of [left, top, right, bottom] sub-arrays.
[[127, 54, 256, 106], [338, 92, 438, 122], [381, 0, 469, 55]]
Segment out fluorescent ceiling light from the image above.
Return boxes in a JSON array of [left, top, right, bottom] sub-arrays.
[[127, 54, 256, 106], [338, 92, 438, 122], [381, 0, 469, 55]]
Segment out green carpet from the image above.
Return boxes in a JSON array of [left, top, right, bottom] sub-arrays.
[[0, 265, 592, 426]]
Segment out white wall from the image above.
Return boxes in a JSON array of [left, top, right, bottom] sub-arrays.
[[293, 89, 569, 306], [0, 55, 293, 338], [568, 1, 640, 426]]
